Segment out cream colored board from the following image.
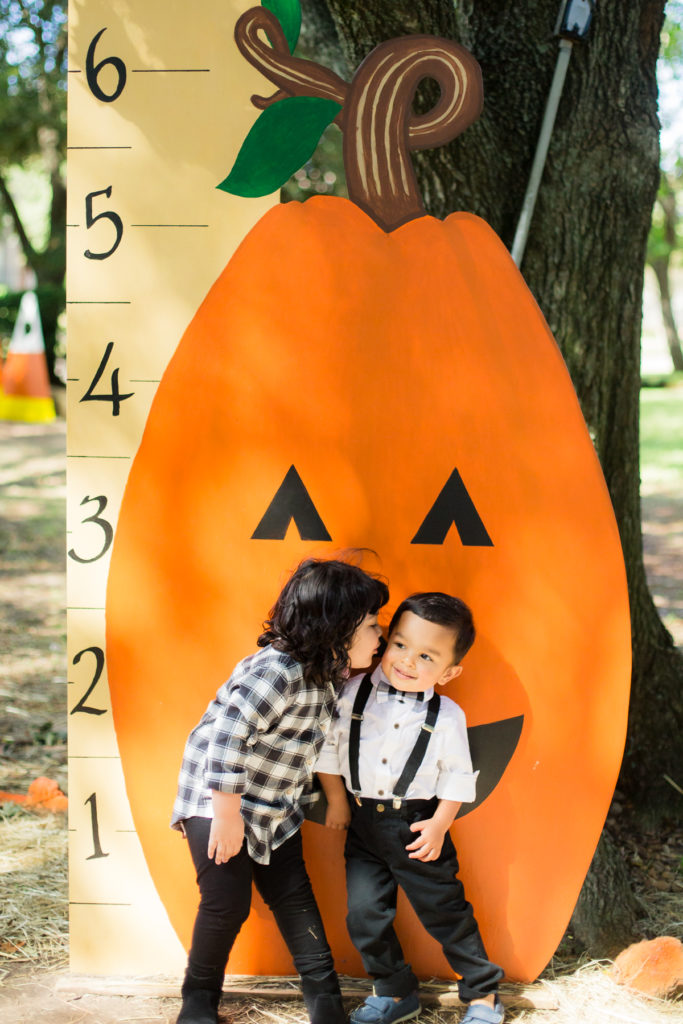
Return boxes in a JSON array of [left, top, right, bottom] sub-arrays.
[[69, 903, 185, 976], [67, 0, 277, 974], [66, 379, 155, 461], [67, 610, 116, 756], [67, 457, 129, 608], [67, 617, 185, 971]]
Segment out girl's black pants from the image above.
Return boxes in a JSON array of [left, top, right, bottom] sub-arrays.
[[182, 817, 345, 1024]]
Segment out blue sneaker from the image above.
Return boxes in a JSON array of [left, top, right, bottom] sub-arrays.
[[461, 998, 505, 1023], [349, 992, 421, 1024]]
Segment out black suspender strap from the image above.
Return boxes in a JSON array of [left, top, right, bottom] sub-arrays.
[[348, 674, 373, 803], [347, 677, 440, 808], [391, 692, 440, 807]]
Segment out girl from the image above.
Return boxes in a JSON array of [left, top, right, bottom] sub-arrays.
[[172, 557, 389, 1024]]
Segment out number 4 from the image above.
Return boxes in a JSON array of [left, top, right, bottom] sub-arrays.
[[80, 341, 134, 416]]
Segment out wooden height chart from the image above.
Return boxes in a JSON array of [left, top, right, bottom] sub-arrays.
[[66, 0, 274, 973]]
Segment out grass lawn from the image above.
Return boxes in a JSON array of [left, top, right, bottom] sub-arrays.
[[640, 381, 683, 493]]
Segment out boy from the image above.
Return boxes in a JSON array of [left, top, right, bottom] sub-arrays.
[[316, 592, 504, 1024]]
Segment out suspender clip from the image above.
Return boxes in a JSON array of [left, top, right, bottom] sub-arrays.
[[421, 722, 435, 733], [392, 797, 403, 810], [354, 793, 362, 806], [351, 713, 363, 721]]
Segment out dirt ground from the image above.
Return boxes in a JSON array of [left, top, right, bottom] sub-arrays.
[[0, 417, 681, 1024]]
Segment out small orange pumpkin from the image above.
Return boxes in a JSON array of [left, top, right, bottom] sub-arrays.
[[106, 4, 630, 985]]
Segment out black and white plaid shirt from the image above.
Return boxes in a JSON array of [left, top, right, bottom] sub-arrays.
[[171, 645, 336, 863]]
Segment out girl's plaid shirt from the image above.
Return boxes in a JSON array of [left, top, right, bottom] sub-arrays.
[[171, 645, 335, 863]]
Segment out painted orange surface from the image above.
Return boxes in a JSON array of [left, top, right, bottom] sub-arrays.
[[106, 196, 631, 983]]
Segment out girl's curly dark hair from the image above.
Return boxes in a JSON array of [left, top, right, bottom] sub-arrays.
[[258, 557, 389, 688]]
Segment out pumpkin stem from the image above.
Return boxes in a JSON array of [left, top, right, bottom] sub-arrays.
[[343, 37, 483, 230], [235, 8, 347, 112], [234, 9, 482, 231]]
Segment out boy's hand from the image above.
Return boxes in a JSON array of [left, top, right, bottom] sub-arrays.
[[406, 816, 448, 861], [325, 796, 351, 830]]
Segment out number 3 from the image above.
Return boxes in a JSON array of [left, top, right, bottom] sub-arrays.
[[68, 495, 114, 564]]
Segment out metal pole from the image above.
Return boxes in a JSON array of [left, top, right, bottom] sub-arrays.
[[511, 38, 574, 268]]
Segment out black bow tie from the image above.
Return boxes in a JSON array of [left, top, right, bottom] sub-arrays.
[[376, 680, 425, 704]]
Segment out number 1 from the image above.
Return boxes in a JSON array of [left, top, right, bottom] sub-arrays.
[[85, 792, 109, 860]]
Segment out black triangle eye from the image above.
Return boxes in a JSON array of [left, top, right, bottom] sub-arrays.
[[251, 466, 332, 541], [412, 468, 493, 546]]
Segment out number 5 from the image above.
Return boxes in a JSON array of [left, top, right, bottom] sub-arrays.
[[84, 187, 123, 261]]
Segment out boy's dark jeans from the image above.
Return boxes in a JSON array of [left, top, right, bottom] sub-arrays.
[[344, 798, 503, 1002], [183, 817, 345, 1024]]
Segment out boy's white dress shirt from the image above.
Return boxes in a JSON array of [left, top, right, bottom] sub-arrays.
[[316, 664, 478, 804]]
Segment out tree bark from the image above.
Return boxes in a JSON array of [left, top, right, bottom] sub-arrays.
[[307, 0, 683, 817], [569, 828, 641, 956]]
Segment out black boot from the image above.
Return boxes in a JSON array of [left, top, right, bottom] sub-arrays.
[[301, 971, 347, 1024], [176, 987, 221, 1024], [305, 991, 347, 1024]]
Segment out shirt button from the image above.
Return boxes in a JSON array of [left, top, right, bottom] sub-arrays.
[[377, 804, 385, 812], [381, 758, 388, 764], [378, 790, 384, 796], [394, 723, 399, 729]]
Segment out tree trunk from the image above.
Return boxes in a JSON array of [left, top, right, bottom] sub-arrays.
[[568, 828, 641, 956], [309, 0, 683, 817], [650, 256, 683, 372], [0, 169, 65, 383]]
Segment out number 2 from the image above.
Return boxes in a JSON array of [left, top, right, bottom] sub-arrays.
[[70, 647, 107, 716]]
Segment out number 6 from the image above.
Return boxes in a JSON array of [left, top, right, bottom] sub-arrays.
[[86, 28, 127, 103]]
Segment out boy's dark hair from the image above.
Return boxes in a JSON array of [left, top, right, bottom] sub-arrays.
[[388, 592, 475, 664], [258, 557, 389, 688]]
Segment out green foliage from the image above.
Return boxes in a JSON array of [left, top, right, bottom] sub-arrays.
[[217, 97, 341, 197], [0, 2, 67, 378], [647, 172, 682, 263], [281, 122, 347, 203], [0, 1, 67, 166], [262, 0, 301, 53], [660, 0, 683, 63]]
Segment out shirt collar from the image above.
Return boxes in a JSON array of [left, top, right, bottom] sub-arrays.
[[371, 666, 434, 705]]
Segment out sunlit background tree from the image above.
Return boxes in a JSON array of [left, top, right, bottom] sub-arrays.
[[0, 0, 66, 384]]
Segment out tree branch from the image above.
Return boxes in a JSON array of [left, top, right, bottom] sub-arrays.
[[0, 171, 38, 267]]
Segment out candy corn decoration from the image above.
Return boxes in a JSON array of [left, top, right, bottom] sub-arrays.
[[0, 291, 55, 423]]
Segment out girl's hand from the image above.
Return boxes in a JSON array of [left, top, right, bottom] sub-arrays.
[[209, 789, 244, 864], [325, 796, 351, 830], [405, 816, 447, 861], [317, 772, 351, 830], [208, 813, 244, 864]]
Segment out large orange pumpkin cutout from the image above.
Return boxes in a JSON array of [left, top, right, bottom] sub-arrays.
[[106, 4, 631, 985]]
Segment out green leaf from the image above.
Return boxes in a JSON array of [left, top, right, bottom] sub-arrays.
[[217, 97, 341, 198], [262, 0, 301, 53]]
